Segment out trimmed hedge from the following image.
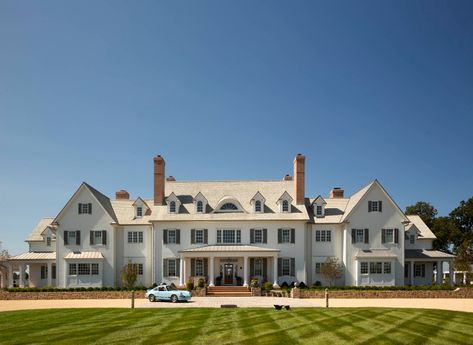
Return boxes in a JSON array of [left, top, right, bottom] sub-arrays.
[[299, 284, 462, 291], [3, 286, 151, 293]]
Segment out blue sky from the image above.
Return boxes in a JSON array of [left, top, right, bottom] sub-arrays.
[[1, 1, 472, 255]]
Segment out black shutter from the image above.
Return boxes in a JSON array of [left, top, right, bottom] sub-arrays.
[[217, 230, 221, 244], [381, 229, 385, 244], [64, 231, 69, 245], [368, 201, 372, 212], [163, 259, 168, 277], [76, 230, 81, 245], [379, 201, 382, 212], [88, 203, 92, 214], [191, 229, 195, 244], [176, 259, 180, 277], [163, 229, 168, 244], [364, 229, 369, 244], [191, 259, 196, 277], [263, 229, 267, 244], [203, 258, 208, 277], [278, 229, 282, 244], [262, 258, 267, 277], [394, 228, 399, 244], [176, 230, 180, 244], [204, 229, 208, 244], [277, 258, 282, 277], [250, 258, 255, 276], [78, 204, 82, 214], [291, 229, 295, 243], [290, 258, 295, 276], [102, 230, 107, 245], [250, 229, 254, 244], [90, 231, 94, 245], [421, 264, 425, 277], [351, 229, 355, 244]]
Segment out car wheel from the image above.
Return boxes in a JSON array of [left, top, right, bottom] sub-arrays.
[[149, 295, 156, 302], [170, 294, 178, 303]]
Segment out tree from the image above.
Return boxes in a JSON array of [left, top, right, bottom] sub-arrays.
[[320, 257, 344, 287], [430, 217, 460, 252], [121, 261, 138, 289], [450, 198, 473, 248], [453, 240, 473, 274], [405, 201, 438, 229]]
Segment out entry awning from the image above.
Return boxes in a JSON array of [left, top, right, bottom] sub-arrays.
[[405, 249, 455, 260], [10, 252, 56, 261], [355, 249, 397, 259], [179, 245, 280, 253], [64, 251, 104, 260]]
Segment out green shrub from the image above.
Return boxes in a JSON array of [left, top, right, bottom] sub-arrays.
[[186, 280, 194, 291], [263, 281, 273, 292]]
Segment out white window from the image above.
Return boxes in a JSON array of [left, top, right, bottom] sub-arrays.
[[281, 229, 290, 243], [254, 229, 263, 243], [78, 203, 92, 214], [197, 201, 203, 213], [384, 229, 394, 243], [217, 230, 241, 244], [415, 264, 425, 277], [93, 231, 103, 245], [255, 200, 262, 212], [195, 229, 204, 244], [169, 201, 177, 213], [316, 205, 323, 216], [136, 206, 143, 218], [195, 259, 204, 276], [41, 266, 48, 279], [356, 229, 365, 243], [91, 263, 99, 275], [281, 258, 291, 276], [315, 262, 322, 274], [132, 263, 143, 276], [360, 262, 368, 275], [168, 260, 177, 276], [128, 231, 143, 243], [410, 234, 415, 244], [68, 231, 76, 244], [315, 230, 331, 242], [254, 258, 263, 276], [69, 263, 77, 275], [168, 230, 177, 244], [78, 263, 90, 275], [220, 203, 238, 211], [282, 200, 289, 212], [384, 262, 391, 274], [369, 201, 382, 212], [370, 262, 382, 274], [46, 237, 51, 247]]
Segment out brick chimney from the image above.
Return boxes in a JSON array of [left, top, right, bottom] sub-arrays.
[[293, 153, 305, 205], [283, 174, 292, 181], [115, 190, 130, 200], [166, 176, 176, 182], [154, 155, 165, 205], [329, 187, 344, 198]]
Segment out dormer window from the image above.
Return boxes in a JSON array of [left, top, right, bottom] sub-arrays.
[[409, 234, 416, 244], [221, 203, 238, 211], [136, 206, 143, 218], [282, 200, 289, 212], [193, 192, 208, 214], [170, 201, 177, 213], [312, 196, 326, 218], [255, 200, 262, 212], [316, 205, 323, 216], [197, 201, 203, 213]]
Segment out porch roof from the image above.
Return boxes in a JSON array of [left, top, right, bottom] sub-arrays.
[[64, 251, 104, 260], [178, 245, 280, 253], [10, 252, 56, 261], [405, 249, 455, 260], [355, 249, 397, 259]]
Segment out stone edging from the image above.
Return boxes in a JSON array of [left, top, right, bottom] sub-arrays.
[[291, 288, 473, 299]]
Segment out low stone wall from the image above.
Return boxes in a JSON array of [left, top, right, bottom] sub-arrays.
[[191, 288, 207, 297], [250, 287, 261, 296], [0, 290, 145, 300], [291, 287, 473, 299]]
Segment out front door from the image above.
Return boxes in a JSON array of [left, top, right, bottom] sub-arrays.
[[224, 264, 233, 285]]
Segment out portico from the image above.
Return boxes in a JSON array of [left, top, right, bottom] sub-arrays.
[[8, 252, 56, 288], [405, 249, 455, 286], [178, 245, 280, 287]]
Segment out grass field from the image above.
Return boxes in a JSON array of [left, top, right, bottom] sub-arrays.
[[0, 308, 472, 345]]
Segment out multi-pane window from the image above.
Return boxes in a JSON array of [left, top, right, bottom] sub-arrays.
[[136, 206, 143, 217], [282, 229, 290, 243], [254, 259, 263, 276], [41, 266, 48, 279], [384, 229, 394, 243], [169, 201, 176, 213], [91, 231, 104, 245], [195, 259, 204, 276], [64, 230, 81, 245], [356, 229, 365, 243], [69, 263, 100, 275], [410, 234, 415, 244], [255, 200, 262, 212], [315, 262, 322, 274], [316, 205, 323, 216], [315, 230, 331, 242], [197, 201, 203, 213], [220, 203, 238, 211], [46, 237, 51, 247], [163, 259, 180, 277], [128, 231, 143, 243], [282, 200, 289, 212], [369, 262, 382, 274], [131, 263, 143, 276], [195, 230, 204, 244], [282, 258, 291, 276], [78, 263, 90, 275], [217, 230, 241, 244], [69, 263, 77, 275], [368, 201, 382, 212], [360, 262, 369, 274], [384, 262, 391, 274], [415, 264, 425, 277], [168, 260, 177, 276], [168, 230, 177, 244], [254, 229, 263, 243], [78, 203, 92, 214], [91, 263, 99, 275]]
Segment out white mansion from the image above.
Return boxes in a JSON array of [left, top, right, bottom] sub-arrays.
[[3, 154, 455, 289]]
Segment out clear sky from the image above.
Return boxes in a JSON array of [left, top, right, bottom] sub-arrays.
[[1, 1, 472, 255]]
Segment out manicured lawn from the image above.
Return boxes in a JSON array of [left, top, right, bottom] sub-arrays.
[[0, 308, 472, 345]]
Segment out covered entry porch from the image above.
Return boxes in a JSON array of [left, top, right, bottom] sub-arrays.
[[405, 249, 455, 286], [178, 245, 280, 287], [8, 252, 56, 288]]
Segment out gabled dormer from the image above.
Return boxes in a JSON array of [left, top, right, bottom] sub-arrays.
[[166, 192, 181, 214], [250, 191, 266, 213], [277, 191, 293, 213], [132, 197, 151, 218], [312, 195, 327, 217], [193, 192, 208, 214]]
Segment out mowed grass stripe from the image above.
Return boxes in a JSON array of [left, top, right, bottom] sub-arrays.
[[0, 308, 472, 345]]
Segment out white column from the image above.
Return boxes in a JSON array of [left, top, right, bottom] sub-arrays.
[[436, 261, 442, 284], [19, 264, 25, 288], [463, 272, 467, 284], [273, 255, 279, 288], [47, 262, 52, 286], [209, 256, 215, 287], [179, 257, 185, 287], [243, 256, 248, 287], [410, 261, 414, 286], [8, 263, 13, 288]]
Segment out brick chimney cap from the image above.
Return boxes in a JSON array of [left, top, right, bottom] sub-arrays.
[[166, 176, 176, 182]]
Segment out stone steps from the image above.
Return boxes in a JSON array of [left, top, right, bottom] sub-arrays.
[[207, 286, 252, 297]]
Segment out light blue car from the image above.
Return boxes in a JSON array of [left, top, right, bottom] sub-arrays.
[[146, 284, 192, 303]]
